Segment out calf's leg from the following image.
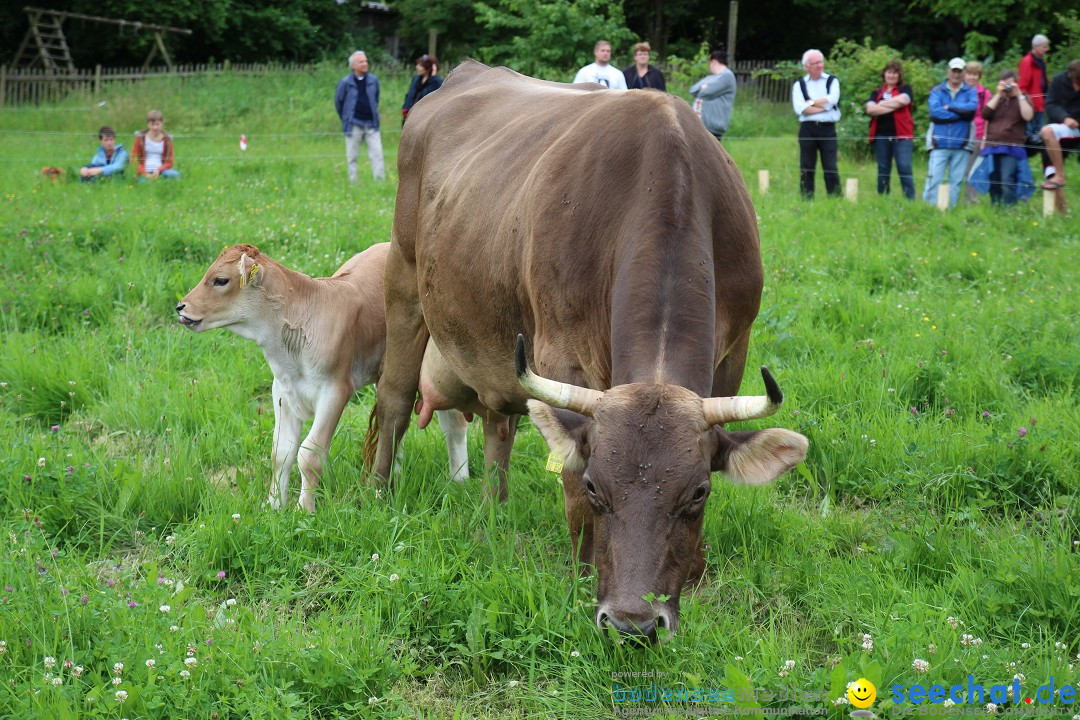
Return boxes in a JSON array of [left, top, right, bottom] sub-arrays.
[[296, 382, 352, 512], [269, 380, 302, 509]]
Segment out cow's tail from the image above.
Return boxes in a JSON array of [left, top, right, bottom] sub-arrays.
[[362, 401, 380, 471]]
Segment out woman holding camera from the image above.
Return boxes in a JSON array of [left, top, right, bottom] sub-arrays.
[[979, 69, 1034, 205]]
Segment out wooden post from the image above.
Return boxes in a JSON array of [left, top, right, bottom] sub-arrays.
[[758, 169, 769, 193], [93, 63, 101, 96], [1042, 188, 1056, 218], [845, 178, 858, 202], [0, 65, 6, 108], [726, 2, 738, 66], [936, 184, 950, 210], [428, 29, 438, 58]]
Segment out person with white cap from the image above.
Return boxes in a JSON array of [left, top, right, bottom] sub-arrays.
[[1018, 34, 1051, 140], [923, 57, 978, 208]]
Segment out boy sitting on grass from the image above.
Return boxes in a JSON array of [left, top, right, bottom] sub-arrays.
[[79, 125, 128, 182]]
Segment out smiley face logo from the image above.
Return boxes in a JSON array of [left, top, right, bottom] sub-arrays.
[[847, 678, 876, 708]]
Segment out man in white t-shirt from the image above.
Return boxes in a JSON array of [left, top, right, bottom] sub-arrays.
[[573, 40, 628, 90]]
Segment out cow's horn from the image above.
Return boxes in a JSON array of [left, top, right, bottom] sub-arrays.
[[514, 334, 603, 416], [701, 366, 784, 424]]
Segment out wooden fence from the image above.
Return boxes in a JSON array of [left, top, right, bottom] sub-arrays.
[[0, 61, 318, 107], [731, 59, 789, 103], [1, 58, 794, 108]]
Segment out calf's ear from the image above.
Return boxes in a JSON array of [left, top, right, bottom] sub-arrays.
[[527, 400, 590, 473], [709, 428, 808, 485], [238, 252, 263, 288]]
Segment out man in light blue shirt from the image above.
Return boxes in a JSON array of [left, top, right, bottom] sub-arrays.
[[792, 49, 841, 199], [79, 126, 127, 182]]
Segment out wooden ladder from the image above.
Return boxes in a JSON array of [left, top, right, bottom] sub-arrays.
[[12, 8, 75, 72]]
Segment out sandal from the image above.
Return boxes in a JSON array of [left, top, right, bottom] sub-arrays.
[[1041, 179, 1065, 190]]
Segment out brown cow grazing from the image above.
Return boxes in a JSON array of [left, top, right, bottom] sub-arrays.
[[177, 243, 470, 512], [368, 61, 808, 641]]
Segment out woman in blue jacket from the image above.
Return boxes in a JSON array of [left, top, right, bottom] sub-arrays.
[[402, 55, 442, 125]]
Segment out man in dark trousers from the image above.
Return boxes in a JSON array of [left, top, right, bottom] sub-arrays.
[[1039, 59, 1080, 191], [792, 48, 841, 199]]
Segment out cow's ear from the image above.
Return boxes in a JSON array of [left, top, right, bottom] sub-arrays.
[[527, 400, 590, 473], [238, 253, 263, 288], [709, 428, 808, 485]]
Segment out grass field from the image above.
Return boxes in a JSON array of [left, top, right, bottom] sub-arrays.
[[0, 64, 1078, 719]]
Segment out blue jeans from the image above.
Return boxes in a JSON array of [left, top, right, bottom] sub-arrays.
[[137, 169, 181, 182], [1026, 111, 1044, 144], [922, 148, 970, 208], [988, 155, 1019, 206], [873, 139, 915, 199]]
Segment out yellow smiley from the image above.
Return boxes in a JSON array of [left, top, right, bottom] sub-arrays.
[[847, 678, 876, 708]]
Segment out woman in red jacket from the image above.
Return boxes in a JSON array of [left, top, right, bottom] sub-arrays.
[[131, 109, 180, 180], [866, 60, 915, 199]]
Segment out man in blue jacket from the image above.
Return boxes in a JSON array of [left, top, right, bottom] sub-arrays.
[[923, 58, 978, 208], [79, 126, 127, 182], [334, 51, 385, 182]]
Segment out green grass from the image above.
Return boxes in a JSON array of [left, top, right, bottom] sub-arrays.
[[0, 65, 1077, 720]]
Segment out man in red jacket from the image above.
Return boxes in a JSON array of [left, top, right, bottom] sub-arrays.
[[1019, 34, 1050, 142]]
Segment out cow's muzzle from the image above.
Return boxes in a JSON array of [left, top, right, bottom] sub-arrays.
[[175, 303, 202, 328], [596, 604, 676, 645]]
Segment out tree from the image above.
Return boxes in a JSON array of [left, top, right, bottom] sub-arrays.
[[473, 0, 637, 80]]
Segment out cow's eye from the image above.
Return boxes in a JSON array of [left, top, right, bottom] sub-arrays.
[[583, 475, 608, 511], [692, 486, 708, 503], [213, 277, 230, 287]]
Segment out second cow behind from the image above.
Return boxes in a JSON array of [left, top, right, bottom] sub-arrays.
[[176, 243, 470, 511]]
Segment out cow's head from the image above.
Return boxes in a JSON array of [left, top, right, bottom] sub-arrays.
[[176, 244, 266, 332], [516, 336, 807, 643]]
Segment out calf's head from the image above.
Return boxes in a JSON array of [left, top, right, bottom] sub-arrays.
[[516, 336, 807, 643], [176, 244, 266, 332]]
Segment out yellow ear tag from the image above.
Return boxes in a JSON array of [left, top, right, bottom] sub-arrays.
[[248, 264, 259, 283], [545, 453, 564, 473]]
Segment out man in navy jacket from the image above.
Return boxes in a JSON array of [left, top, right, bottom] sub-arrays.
[[335, 51, 385, 182], [923, 58, 978, 208]]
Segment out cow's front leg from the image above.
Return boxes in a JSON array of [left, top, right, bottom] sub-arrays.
[[561, 466, 594, 577], [296, 382, 352, 513], [269, 380, 302, 509], [436, 409, 470, 483], [482, 412, 519, 502]]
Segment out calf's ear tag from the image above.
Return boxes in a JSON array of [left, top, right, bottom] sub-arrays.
[[545, 453, 564, 473]]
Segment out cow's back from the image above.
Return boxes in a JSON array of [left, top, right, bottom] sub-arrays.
[[395, 61, 759, 411]]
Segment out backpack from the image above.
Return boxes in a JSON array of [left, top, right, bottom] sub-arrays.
[[798, 75, 836, 102]]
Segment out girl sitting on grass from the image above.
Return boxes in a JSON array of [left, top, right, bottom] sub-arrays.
[[132, 109, 180, 180]]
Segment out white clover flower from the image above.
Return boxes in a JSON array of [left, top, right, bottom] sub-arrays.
[[973, 637, 983, 647], [371, 553, 380, 562], [44, 672, 54, 682], [72, 665, 83, 677], [170, 625, 179, 633], [1021, 642, 1031, 649], [570, 651, 580, 658], [112, 676, 122, 686], [38, 458, 46, 468], [778, 670, 789, 677], [44, 656, 57, 669], [943, 699, 955, 708], [389, 574, 399, 583], [735, 656, 744, 661], [368, 696, 379, 706], [861, 634, 874, 652], [912, 659, 930, 673], [961, 633, 974, 647], [184, 657, 197, 668], [51, 677, 63, 687], [226, 598, 237, 607], [508, 679, 520, 688], [180, 670, 191, 680], [159, 605, 170, 613], [165, 535, 175, 545], [113, 661, 124, 675], [62, 659, 73, 669], [232, 513, 241, 524], [928, 643, 937, 655], [186, 645, 196, 657], [832, 696, 850, 707], [986, 703, 998, 714], [1014, 673, 1025, 682], [115, 690, 128, 703], [145, 659, 155, 669], [784, 660, 796, 671], [947, 616, 961, 629], [0, 640, 6, 654]]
